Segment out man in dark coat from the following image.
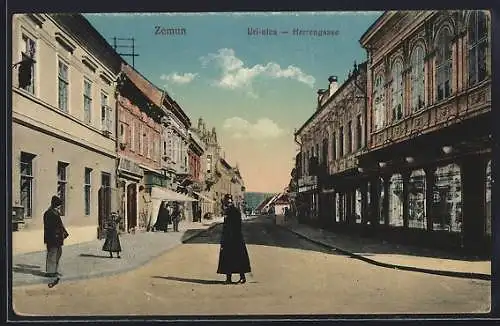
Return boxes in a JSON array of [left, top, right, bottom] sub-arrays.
[[153, 201, 171, 232], [43, 195, 69, 288], [217, 194, 251, 284], [171, 202, 181, 232]]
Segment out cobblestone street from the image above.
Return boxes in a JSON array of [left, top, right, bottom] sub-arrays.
[[12, 216, 490, 316]]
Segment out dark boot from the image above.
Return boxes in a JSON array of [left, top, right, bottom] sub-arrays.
[[238, 273, 246, 284], [225, 274, 232, 284]]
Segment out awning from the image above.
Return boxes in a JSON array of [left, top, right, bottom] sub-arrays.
[[151, 186, 197, 202], [193, 191, 215, 203], [139, 164, 163, 175]]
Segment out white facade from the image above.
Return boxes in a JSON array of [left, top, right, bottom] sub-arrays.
[[12, 14, 119, 253]]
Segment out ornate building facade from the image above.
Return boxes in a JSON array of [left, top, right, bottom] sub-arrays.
[[293, 10, 491, 254]]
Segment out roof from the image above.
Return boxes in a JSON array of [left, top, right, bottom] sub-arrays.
[[122, 63, 164, 108], [359, 11, 389, 46], [295, 61, 368, 137]]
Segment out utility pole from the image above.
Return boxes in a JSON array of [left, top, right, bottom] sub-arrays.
[[111, 37, 140, 68]]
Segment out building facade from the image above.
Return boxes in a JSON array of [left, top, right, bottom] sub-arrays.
[[295, 64, 367, 228], [12, 13, 121, 251], [116, 63, 164, 232], [358, 10, 491, 253], [294, 10, 492, 254]]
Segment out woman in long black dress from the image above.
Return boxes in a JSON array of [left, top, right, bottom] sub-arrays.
[[154, 201, 171, 232], [102, 212, 122, 258], [217, 194, 251, 284]]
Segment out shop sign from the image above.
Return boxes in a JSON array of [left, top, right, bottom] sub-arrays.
[[118, 158, 144, 177]]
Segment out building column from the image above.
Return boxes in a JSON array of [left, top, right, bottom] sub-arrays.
[[382, 175, 390, 225], [402, 171, 410, 228], [361, 181, 369, 224], [424, 166, 436, 231], [460, 156, 487, 251], [369, 177, 381, 226]]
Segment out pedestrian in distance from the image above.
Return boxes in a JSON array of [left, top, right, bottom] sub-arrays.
[[217, 194, 251, 284], [171, 202, 181, 232], [43, 195, 69, 288], [102, 212, 122, 258]]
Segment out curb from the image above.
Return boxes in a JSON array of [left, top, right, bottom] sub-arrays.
[[279, 225, 491, 281], [13, 222, 223, 287]]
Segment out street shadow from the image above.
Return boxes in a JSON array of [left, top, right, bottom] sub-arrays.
[[181, 229, 208, 243], [184, 216, 489, 262], [12, 264, 48, 277], [79, 253, 112, 259], [152, 276, 228, 285]]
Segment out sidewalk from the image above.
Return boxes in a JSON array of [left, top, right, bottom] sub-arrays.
[[279, 217, 491, 281], [11, 217, 224, 287]]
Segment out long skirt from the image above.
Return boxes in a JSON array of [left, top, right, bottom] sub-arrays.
[[217, 241, 251, 274], [102, 229, 122, 252], [46, 246, 62, 274]]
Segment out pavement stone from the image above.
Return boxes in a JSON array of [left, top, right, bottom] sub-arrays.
[[278, 217, 491, 280], [11, 217, 224, 287]]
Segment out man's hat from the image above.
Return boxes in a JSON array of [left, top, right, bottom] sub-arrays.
[[51, 196, 62, 207], [223, 194, 233, 201]]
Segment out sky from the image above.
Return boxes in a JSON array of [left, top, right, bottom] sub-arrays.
[[84, 12, 382, 193]]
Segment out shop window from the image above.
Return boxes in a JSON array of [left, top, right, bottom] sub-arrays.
[[379, 178, 385, 225], [486, 160, 491, 236], [84, 168, 92, 215], [389, 174, 404, 227], [335, 193, 340, 223], [433, 164, 462, 232], [57, 161, 69, 216], [355, 188, 362, 223], [408, 169, 426, 229]]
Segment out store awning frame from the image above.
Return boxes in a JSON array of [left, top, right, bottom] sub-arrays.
[[150, 186, 197, 202], [193, 191, 215, 203]]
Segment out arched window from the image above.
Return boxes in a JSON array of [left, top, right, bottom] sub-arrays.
[[433, 164, 462, 232], [410, 45, 425, 111], [355, 188, 362, 223], [372, 74, 385, 130], [322, 138, 328, 166], [436, 27, 453, 101], [468, 11, 489, 85], [391, 59, 404, 121]]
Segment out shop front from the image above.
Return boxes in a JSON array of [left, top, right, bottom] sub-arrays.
[[297, 175, 318, 224], [117, 157, 144, 233]]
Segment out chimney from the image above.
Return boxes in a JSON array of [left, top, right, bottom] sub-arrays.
[[328, 76, 338, 97], [317, 89, 326, 109]]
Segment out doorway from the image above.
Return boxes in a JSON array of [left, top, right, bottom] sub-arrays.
[[127, 183, 137, 231]]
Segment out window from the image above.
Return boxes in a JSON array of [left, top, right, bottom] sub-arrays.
[[339, 127, 344, 157], [347, 121, 353, 154], [408, 169, 426, 229], [57, 161, 69, 215], [207, 155, 212, 173], [146, 132, 150, 158], [388, 174, 404, 227], [322, 138, 328, 166], [83, 79, 92, 124], [332, 133, 336, 160], [84, 168, 92, 216], [58, 60, 69, 112], [410, 45, 425, 111], [20, 152, 35, 218], [21, 34, 36, 94], [372, 74, 385, 130], [119, 123, 128, 144], [101, 172, 111, 188], [436, 27, 453, 101], [391, 59, 404, 121], [139, 125, 144, 156], [356, 115, 362, 150], [137, 123, 142, 154], [468, 11, 489, 85], [131, 123, 135, 151], [163, 141, 167, 156], [101, 92, 111, 132]]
